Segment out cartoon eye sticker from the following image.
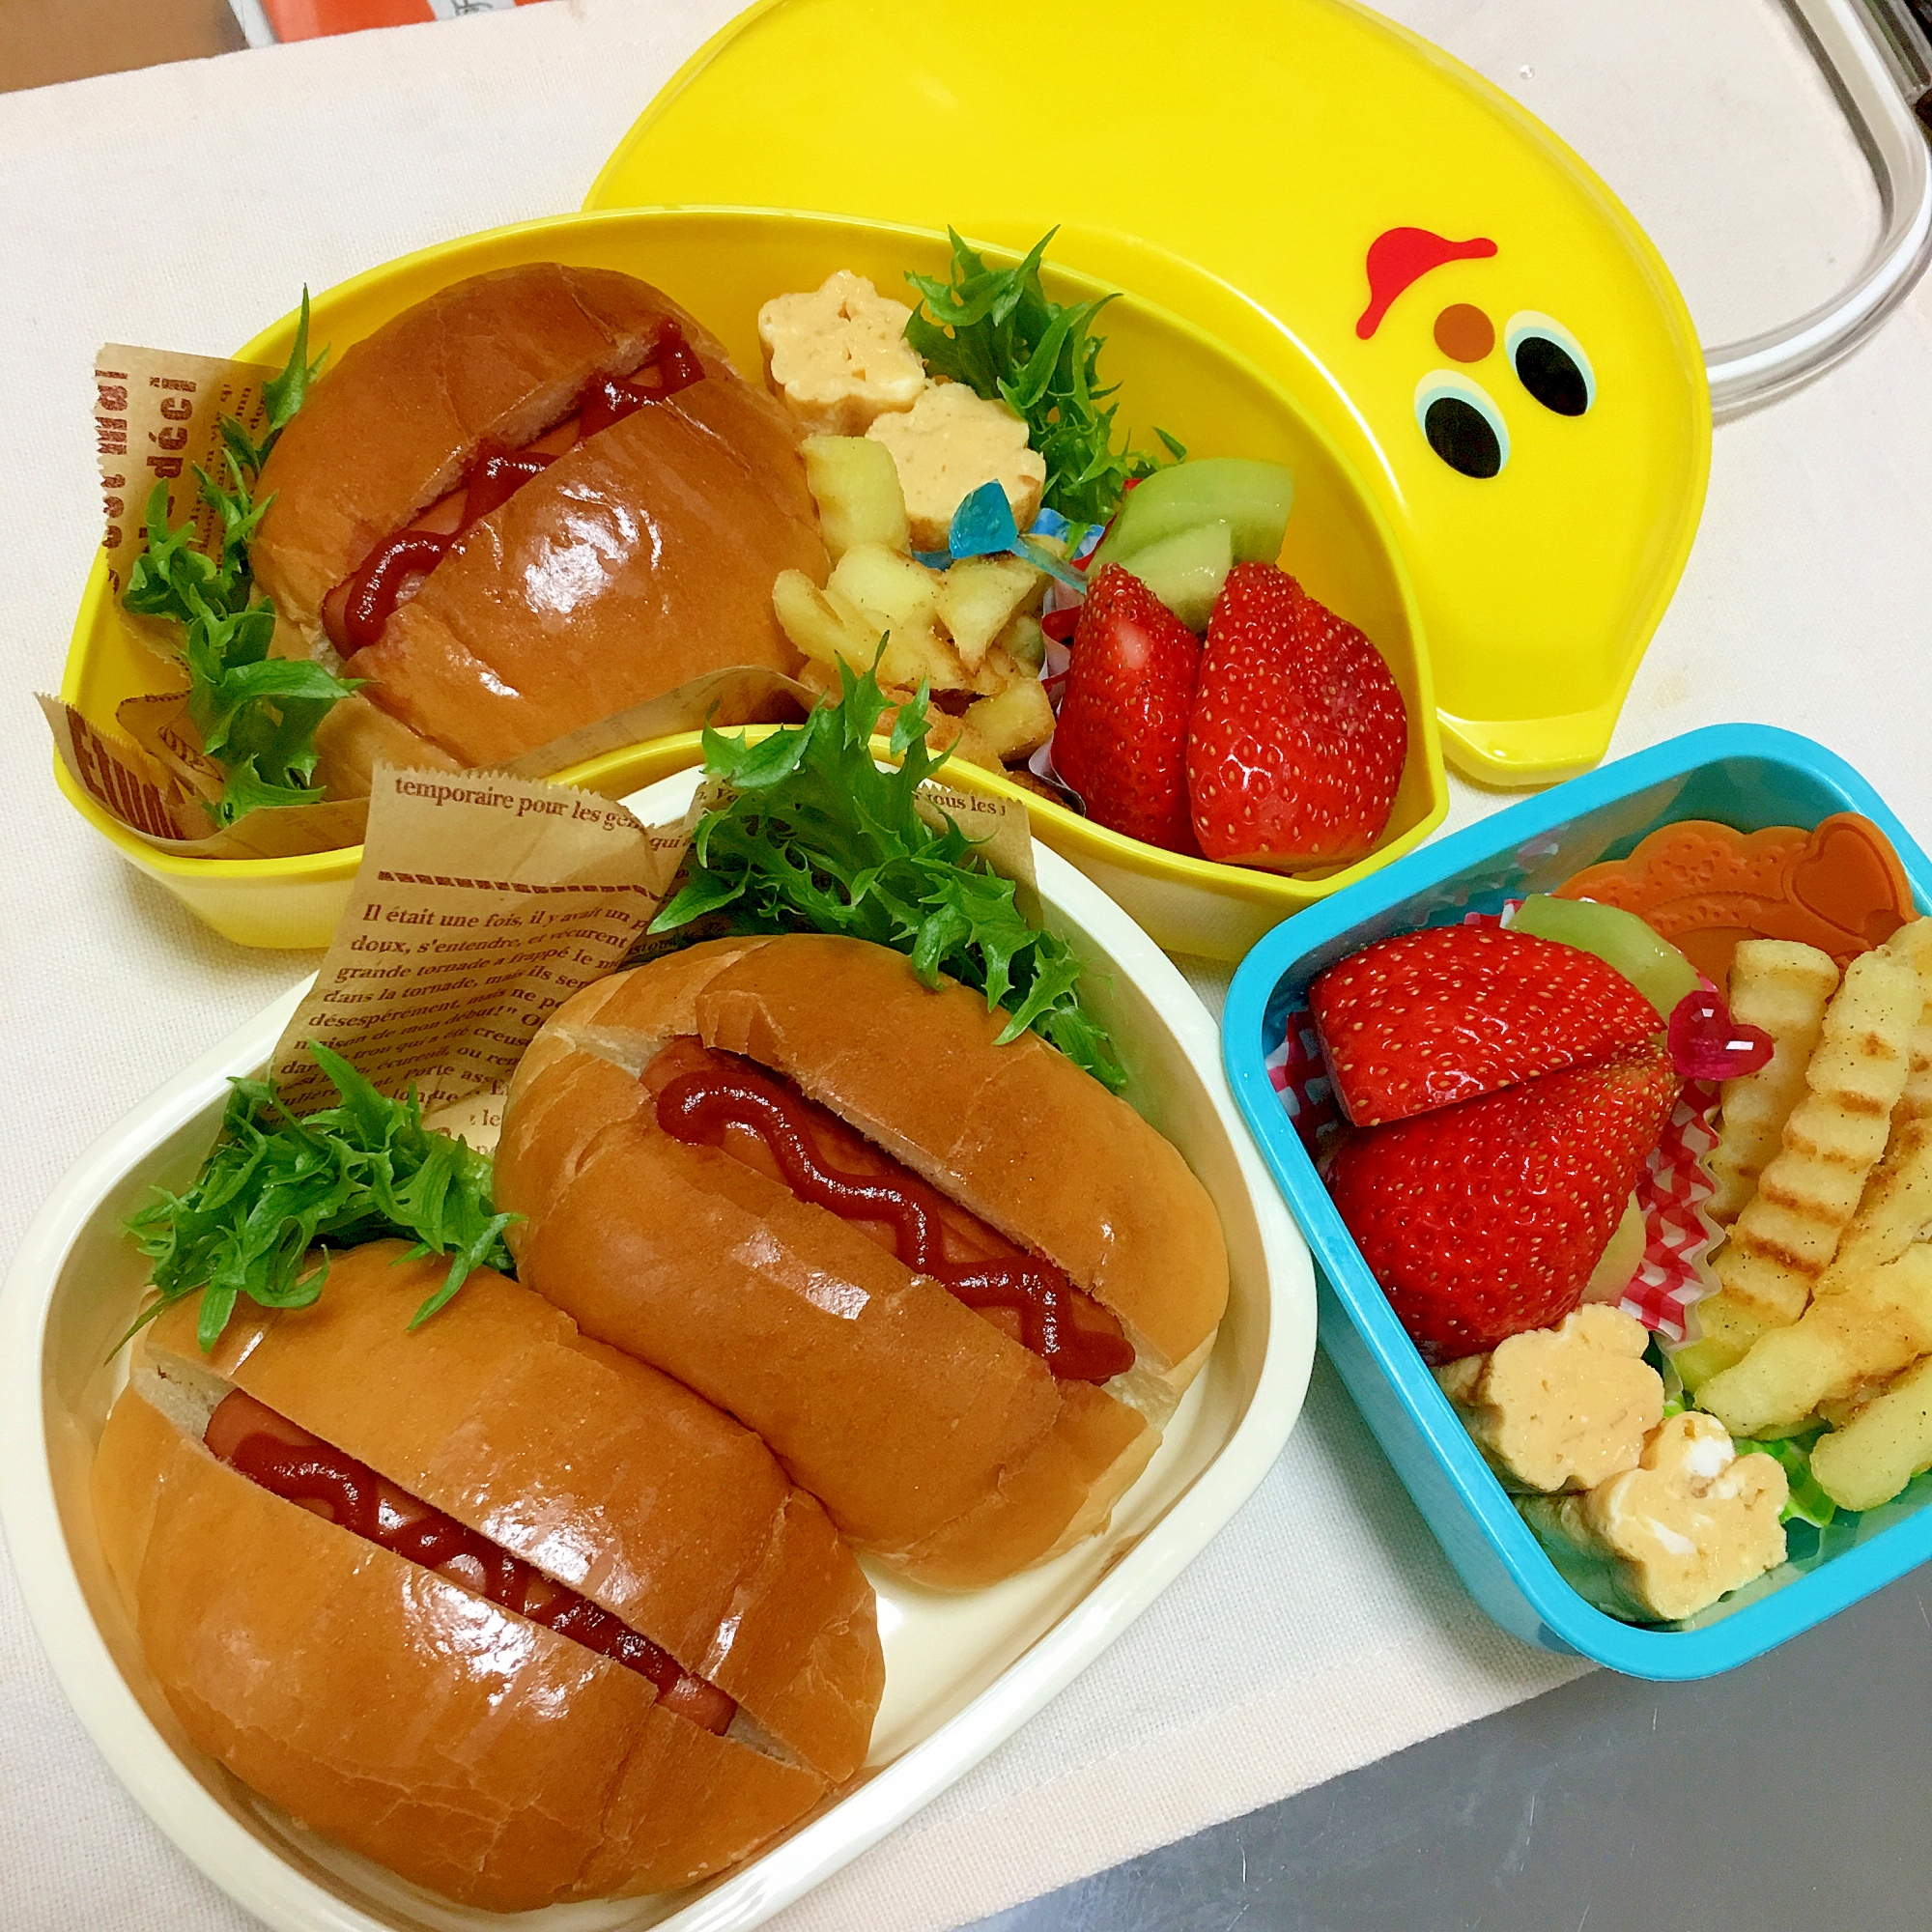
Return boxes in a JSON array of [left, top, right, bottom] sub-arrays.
[[1506, 312, 1595, 416], [1414, 371, 1509, 479]]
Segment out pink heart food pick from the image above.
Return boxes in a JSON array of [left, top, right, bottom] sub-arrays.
[[1667, 989, 1774, 1081]]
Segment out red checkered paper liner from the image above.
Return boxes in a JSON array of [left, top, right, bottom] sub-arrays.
[[1625, 1080, 1722, 1341], [1265, 908, 1723, 1340]]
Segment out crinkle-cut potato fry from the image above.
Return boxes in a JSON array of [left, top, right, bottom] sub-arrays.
[[1705, 948, 1920, 1339], [1671, 1292, 1771, 1395], [1881, 915, 1932, 1126], [1810, 1352, 1932, 1512], [1706, 941, 1840, 1226], [1817, 1118, 1932, 1293], [1697, 1246, 1932, 1438]]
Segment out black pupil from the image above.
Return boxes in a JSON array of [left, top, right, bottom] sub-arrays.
[[1423, 397, 1501, 479], [1514, 336, 1589, 415]]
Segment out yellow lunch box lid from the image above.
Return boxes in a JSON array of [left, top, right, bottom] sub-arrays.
[[587, 0, 1712, 785]]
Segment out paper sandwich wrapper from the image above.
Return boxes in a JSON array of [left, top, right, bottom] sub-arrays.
[[265, 758, 1035, 1148], [46, 336, 813, 860]]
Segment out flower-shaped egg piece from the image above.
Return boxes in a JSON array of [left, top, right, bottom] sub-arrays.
[[1520, 1410, 1787, 1623]]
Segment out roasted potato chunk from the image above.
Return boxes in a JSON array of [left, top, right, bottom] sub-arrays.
[[956, 677, 1056, 767], [934, 554, 1047, 668], [772, 569, 878, 675], [802, 435, 912, 559]]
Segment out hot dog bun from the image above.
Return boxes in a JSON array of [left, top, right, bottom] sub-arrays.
[[495, 935, 1230, 1588], [252, 264, 826, 779], [93, 1242, 882, 1910]]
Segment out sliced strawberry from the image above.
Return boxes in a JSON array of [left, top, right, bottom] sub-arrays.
[[1311, 923, 1663, 1126], [1187, 563, 1406, 867], [1325, 1040, 1679, 1364], [1053, 563, 1201, 854]]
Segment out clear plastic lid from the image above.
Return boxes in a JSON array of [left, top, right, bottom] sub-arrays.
[[1377, 0, 1932, 415]]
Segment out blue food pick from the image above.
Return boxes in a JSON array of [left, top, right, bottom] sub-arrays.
[[949, 479, 1020, 557], [916, 482, 1089, 587]]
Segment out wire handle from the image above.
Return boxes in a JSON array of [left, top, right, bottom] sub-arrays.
[[1705, 0, 1932, 416]]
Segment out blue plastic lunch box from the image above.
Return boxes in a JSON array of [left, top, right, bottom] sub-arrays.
[[1224, 725, 1932, 1678]]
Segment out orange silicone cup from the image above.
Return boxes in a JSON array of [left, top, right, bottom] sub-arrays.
[[1555, 812, 1916, 984]]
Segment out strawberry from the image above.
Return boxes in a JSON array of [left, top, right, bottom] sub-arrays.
[[1052, 563, 1202, 854], [1325, 1040, 1679, 1363], [1187, 563, 1406, 867], [1311, 923, 1663, 1126]]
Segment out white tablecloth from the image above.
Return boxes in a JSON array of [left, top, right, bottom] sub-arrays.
[[3, 3, 1929, 1928]]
